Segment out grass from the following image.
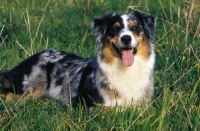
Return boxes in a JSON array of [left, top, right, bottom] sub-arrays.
[[0, 0, 199, 130]]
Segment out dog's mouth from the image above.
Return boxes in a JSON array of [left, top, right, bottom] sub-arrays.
[[113, 44, 138, 67]]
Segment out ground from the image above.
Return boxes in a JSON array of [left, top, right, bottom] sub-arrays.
[[0, 0, 199, 130]]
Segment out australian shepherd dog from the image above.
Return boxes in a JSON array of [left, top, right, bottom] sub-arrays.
[[1, 11, 156, 110]]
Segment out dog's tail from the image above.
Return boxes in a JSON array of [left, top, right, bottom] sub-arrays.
[[4, 49, 54, 91], [0, 49, 66, 100], [1, 70, 14, 95], [0, 70, 16, 102], [0, 70, 25, 101]]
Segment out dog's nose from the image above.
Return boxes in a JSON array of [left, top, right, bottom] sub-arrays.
[[121, 35, 132, 45]]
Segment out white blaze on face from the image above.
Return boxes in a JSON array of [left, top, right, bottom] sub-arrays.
[[117, 15, 137, 67], [120, 14, 137, 48]]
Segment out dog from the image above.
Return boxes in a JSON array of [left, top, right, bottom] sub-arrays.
[[1, 11, 156, 109]]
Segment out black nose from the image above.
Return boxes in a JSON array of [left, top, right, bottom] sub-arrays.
[[121, 35, 132, 45]]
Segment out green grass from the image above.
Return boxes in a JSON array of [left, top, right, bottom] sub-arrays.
[[0, 0, 200, 130]]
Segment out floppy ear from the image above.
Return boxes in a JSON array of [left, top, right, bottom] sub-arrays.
[[132, 11, 156, 39], [92, 12, 116, 43]]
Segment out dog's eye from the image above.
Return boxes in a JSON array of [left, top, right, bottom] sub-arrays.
[[112, 27, 119, 32], [130, 26, 142, 35]]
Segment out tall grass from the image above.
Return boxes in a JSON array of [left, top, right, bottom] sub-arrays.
[[0, 0, 199, 130]]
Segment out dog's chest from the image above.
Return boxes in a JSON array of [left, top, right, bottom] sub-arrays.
[[98, 56, 154, 107]]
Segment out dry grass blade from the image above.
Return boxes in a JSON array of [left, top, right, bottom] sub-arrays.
[[0, 25, 5, 36], [16, 41, 31, 56], [125, 96, 161, 131], [184, 0, 195, 42], [0, 0, 199, 130], [177, 92, 193, 129], [0, 25, 8, 45], [0, 98, 11, 118], [169, 63, 198, 89], [194, 19, 200, 39], [66, 73, 72, 106]]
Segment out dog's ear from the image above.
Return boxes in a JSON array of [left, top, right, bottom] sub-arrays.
[[92, 12, 116, 43], [132, 11, 156, 39]]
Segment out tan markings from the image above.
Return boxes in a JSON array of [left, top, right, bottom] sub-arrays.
[[103, 106, 111, 113], [129, 20, 136, 28], [129, 20, 150, 59], [5, 87, 46, 103], [102, 22, 122, 64], [6, 92, 14, 102], [114, 22, 120, 28], [24, 87, 45, 99], [109, 36, 119, 45], [103, 38, 119, 64], [32, 87, 45, 98], [134, 34, 150, 60]]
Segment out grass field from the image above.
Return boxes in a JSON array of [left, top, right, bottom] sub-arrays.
[[0, 0, 200, 130]]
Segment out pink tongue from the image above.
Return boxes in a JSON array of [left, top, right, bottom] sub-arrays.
[[121, 50, 134, 66]]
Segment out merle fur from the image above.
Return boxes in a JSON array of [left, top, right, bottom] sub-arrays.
[[1, 11, 156, 108]]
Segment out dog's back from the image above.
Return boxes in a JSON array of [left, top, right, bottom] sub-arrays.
[[1, 49, 103, 107]]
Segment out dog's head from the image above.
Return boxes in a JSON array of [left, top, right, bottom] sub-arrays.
[[92, 11, 156, 66]]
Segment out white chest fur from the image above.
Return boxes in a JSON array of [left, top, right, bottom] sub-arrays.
[[98, 50, 155, 107]]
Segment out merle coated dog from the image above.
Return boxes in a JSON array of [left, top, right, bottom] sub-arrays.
[[1, 11, 156, 109]]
